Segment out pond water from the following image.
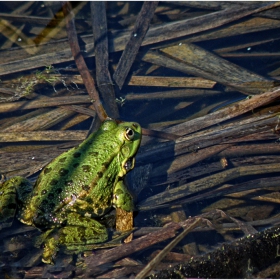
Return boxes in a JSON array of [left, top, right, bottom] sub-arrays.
[[0, 1, 280, 278]]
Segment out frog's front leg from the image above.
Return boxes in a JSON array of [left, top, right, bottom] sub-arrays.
[[113, 181, 134, 242], [112, 180, 134, 212], [36, 212, 108, 264], [0, 176, 32, 229]]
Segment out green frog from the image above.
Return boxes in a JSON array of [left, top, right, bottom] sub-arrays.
[[0, 119, 142, 264]]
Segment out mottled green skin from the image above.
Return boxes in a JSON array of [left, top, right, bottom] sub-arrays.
[[0, 120, 141, 264], [0, 176, 33, 230]]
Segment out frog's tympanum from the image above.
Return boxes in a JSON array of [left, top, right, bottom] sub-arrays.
[[0, 120, 142, 264]]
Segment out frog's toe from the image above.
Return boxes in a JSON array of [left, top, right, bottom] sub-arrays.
[[34, 229, 59, 264], [42, 236, 59, 265]]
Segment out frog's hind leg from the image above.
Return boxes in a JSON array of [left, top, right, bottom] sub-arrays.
[[38, 212, 108, 264], [59, 213, 109, 250], [0, 176, 32, 229]]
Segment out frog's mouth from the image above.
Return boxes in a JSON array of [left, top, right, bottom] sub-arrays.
[[124, 157, 135, 172]]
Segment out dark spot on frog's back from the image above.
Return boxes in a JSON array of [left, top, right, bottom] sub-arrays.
[[59, 168, 69, 176], [48, 193, 54, 200], [41, 189, 47, 195], [73, 152, 81, 158], [102, 162, 110, 168], [40, 200, 55, 212], [97, 171, 103, 178], [65, 180, 73, 186], [44, 167, 52, 174], [90, 181, 97, 189], [58, 157, 67, 163], [60, 213, 66, 219], [82, 165, 91, 172], [73, 162, 79, 168], [49, 202, 55, 209], [82, 185, 90, 191], [55, 187, 63, 194], [41, 199, 48, 208], [85, 197, 93, 204], [50, 179, 58, 186]]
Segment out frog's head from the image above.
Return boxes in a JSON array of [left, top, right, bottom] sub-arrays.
[[115, 121, 142, 176]]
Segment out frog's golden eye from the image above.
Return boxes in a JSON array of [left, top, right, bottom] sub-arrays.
[[124, 127, 134, 141]]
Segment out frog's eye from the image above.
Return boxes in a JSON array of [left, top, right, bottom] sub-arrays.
[[124, 127, 134, 141]]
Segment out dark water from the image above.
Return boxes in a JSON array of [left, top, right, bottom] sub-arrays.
[[0, 1, 280, 278]]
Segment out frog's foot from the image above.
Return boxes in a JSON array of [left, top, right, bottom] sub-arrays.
[[36, 213, 108, 264], [33, 228, 58, 264], [42, 231, 59, 265]]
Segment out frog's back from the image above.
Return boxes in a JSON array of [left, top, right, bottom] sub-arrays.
[[19, 122, 123, 226]]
